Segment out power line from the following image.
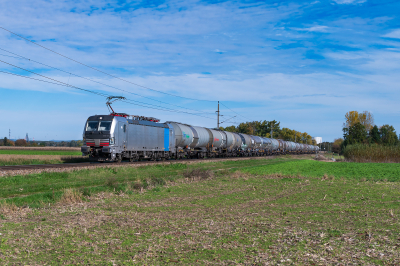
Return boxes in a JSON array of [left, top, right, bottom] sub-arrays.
[[0, 62, 215, 120], [0, 48, 215, 116], [0, 68, 214, 117], [0, 26, 216, 102], [220, 102, 251, 121]]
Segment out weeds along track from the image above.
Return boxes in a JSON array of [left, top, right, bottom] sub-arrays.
[[0, 155, 312, 177]]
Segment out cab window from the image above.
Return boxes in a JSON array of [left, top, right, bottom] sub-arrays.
[[99, 121, 112, 131], [86, 121, 99, 131]]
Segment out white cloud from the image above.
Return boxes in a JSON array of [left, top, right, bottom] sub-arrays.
[[383, 29, 400, 39], [333, 0, 367, 4], [295, 25, 329, 32]]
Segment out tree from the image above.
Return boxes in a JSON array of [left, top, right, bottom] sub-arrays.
[[343, 122, 368, 147], [359, 111, 374, 132], [15, 139, 27, 146], [380, 125, 398, 146], [7, 140, 15, 146], [31, 142, 38, 147], [223, 120, 281, 138], [369, 125, 381, 144], [344, 111, 374, 131], [279, 128, 295, 141], [3, 137, 8, 146], [223, 125, 237, 133], [237, 122, 255, 135], [332, 138, 343, 154]]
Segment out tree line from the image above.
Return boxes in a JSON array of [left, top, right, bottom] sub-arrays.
[[336, 111, 399, 153], [220, 120, 315, 144], [0, 137, 83, 147]]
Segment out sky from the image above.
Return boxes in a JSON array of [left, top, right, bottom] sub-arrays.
[[0, 0, 399, 141]]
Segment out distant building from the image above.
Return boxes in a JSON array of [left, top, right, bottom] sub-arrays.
[[313, 137, 322, 144], [26, 133, 29, 142]]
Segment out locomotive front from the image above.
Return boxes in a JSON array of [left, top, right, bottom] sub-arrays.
[[81, 115, 118, 161]]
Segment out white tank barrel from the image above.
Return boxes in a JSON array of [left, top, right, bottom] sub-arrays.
[[167, 122, 194, 148]]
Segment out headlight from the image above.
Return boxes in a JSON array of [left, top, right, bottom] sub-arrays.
[[110, 137, 115, 145]]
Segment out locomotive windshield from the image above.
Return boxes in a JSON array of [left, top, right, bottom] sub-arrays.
[[99, 121, 112, 131], [86, 121, 112, 131], [86, 121, 99, 131]]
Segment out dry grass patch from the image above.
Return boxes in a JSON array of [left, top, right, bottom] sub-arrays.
[[59, 188, 83, 204], [0, 154, 83, 161], [183, 167, 214, 181], [0, 146, 80, 151], [0, 201, 18, 214]]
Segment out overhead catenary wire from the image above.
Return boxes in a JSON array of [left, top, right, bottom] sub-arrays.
[[220, 102, 251, 121], [0, 61, 216, 120], [0, 26, 216, 102], [0, 48, 215, 116], [0, 69, 215, 117]]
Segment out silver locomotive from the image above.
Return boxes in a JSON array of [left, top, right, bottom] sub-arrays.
[[81, 114, 319, 162]]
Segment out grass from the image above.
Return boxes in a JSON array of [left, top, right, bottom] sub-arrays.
[[242, 160, 400, 181], [0, 150, 82, 155], [0, 158, 279, 208], [0, 158, 400, 264]]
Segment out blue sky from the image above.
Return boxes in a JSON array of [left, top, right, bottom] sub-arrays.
[[1, 0, 400, 141]]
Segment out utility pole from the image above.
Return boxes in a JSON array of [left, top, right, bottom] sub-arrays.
[[294, 131, 296, 143], [217, 101, 220, 129], [9, 129, 10, 140]]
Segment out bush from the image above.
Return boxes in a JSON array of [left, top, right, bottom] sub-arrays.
[[343, 144, 400, 163], [15, 139, 27, 146]]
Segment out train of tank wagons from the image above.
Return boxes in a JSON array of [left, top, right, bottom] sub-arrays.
[[81, 112, 320, 162]]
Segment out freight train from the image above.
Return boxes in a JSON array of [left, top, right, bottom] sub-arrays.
[[81, 114, 319, 162]]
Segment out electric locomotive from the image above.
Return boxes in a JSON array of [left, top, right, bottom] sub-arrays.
[[80, 114, 319, 162], [80, 96, 319, 162]]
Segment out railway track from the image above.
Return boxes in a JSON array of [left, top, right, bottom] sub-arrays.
[[0, 154, 314, 176]]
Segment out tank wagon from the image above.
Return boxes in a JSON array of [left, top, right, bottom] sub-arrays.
[[81, 114, 319, 162]]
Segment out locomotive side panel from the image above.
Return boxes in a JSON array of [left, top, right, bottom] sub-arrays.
[[127, 123, 167, 151]]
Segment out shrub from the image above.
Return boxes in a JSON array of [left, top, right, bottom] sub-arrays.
[[343, 144, 400, 163]]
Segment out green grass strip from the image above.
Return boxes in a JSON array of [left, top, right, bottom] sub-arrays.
[[242, 160, 400, 181]]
